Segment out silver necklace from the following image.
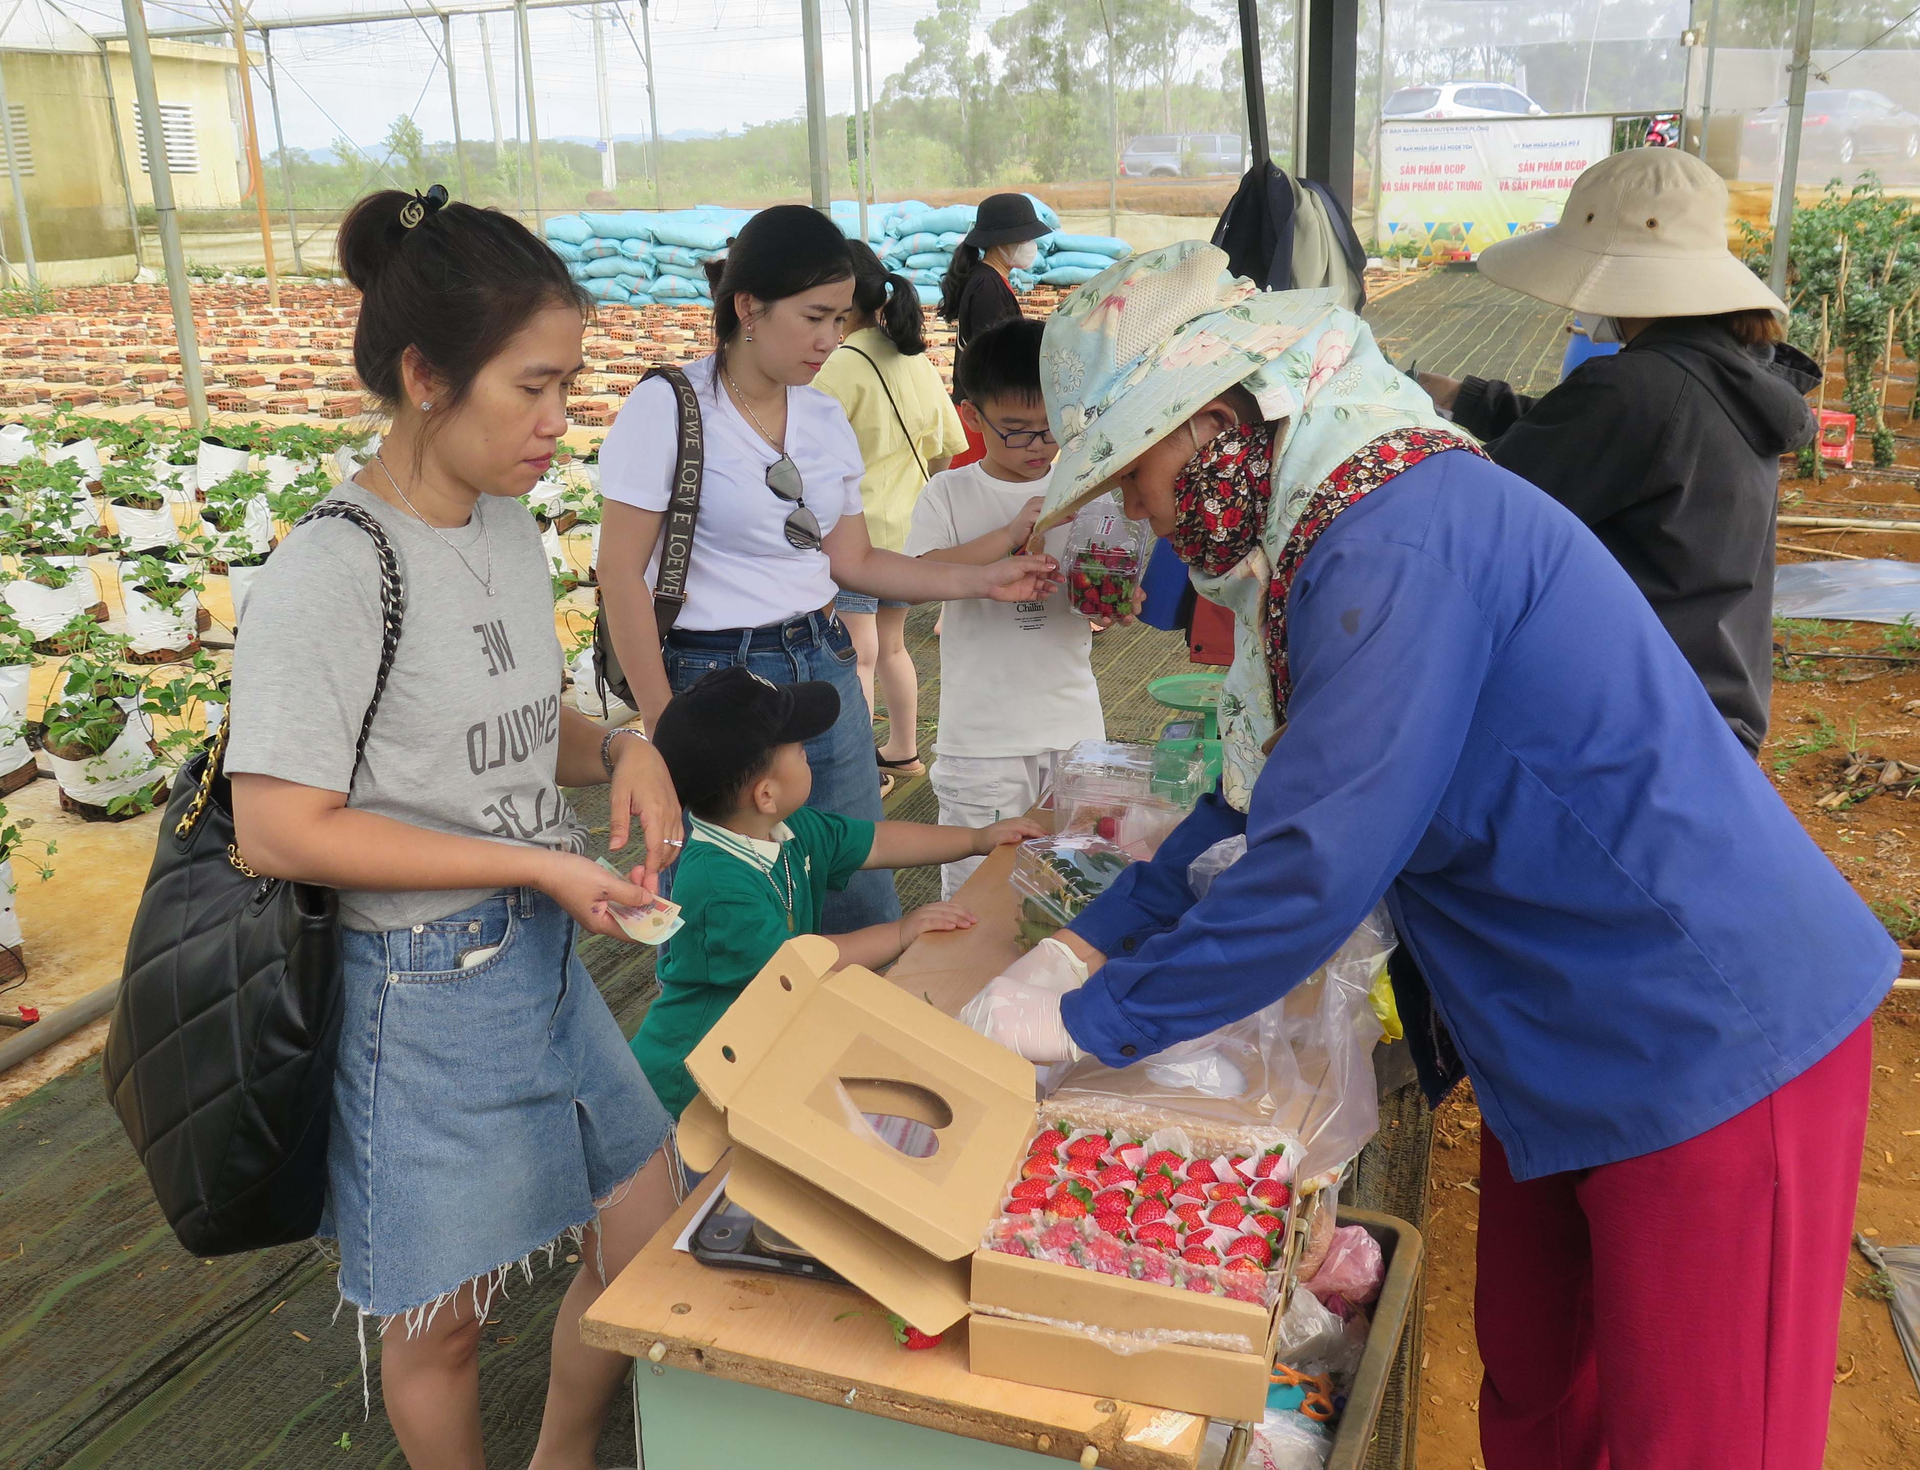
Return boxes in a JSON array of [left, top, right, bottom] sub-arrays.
[[723, 366, 784, 450], [372, 453, 494, 597], [768, 847, 797, 932]]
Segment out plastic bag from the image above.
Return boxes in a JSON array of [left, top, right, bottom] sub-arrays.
[[1249, 1410, 1334, 1470], [1063, 494, 1153, 622], [1773, 558, 1920, 624], [1302, 1224, 1385, 1307], [1054, 738, 1203, 859], [1048, 906, 1393, 1176], [1273, 1282, 1366, 1383]]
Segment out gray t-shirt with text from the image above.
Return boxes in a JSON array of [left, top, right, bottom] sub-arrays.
[[226, 483, 588, 931]]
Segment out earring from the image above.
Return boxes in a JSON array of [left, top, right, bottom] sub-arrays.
[[420, 401, 433, 412]]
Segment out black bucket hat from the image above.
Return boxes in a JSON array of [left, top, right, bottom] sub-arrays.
[[964, 193, 1052, 250], [651, 666, 841, 811]]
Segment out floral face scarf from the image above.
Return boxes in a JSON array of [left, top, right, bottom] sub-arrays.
[[1168, 312, 1485, 811]]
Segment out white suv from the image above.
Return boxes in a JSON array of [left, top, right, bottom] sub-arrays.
[[1383, 82, 1547, 120]]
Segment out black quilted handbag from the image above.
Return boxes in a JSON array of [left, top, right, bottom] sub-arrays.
[[104, 501, 404, 1257]]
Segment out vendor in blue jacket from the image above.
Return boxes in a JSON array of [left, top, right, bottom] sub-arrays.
[[963, 242, 1898, 1470]]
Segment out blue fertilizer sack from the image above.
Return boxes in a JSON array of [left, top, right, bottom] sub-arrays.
[[937, 231, 966, 251], [893, 231, 942, 258], [884, 202, 931, 236], [1039, 264, 1103, 286], [581, 211, 654, 241], [908, 267, 945, 288], [548, 239, 584, 263], [582, 277, 631, 303], [648, 214, 733, 252], [1048, 233, 1129, 258], [615, 275, 650, 300], [650, 273, 711, 301], [1024, 194, 1061, 231], [904, 251, 950, 272], [1045, 251, 1126, 273], [913, 281, 942, 307], [544, 215, 593, 245], [654, 260, 708, 281], [583, 256, 633, 278], [617, 237, 653, 261], [580, 237, 622, 260], [1009, 268, 1036, 293], [649, 244, 706, 269], [899, 204, 977, 237]]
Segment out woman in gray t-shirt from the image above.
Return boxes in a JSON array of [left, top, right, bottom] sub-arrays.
[[226, 187, 679, 1463]]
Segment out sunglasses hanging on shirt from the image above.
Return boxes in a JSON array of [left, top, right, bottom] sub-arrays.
[[764, 453, 822, 551]]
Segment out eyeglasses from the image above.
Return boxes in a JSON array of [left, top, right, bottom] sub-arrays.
[[977, 412, 1057, 450], [765, 453, 822, 551]]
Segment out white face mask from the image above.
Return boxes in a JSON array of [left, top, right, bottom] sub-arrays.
[[1006, 239, 1040, 270], [1579, 314, 1623, 345]]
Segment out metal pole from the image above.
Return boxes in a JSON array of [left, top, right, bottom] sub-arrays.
[[444, 13, 471, 199], [121, 0, 208, 428], [593, 5, 615, 191], [862, 0, 876, 197], [638, 0, 661, 206], [479, 10, 505, 157], [1696, 0, 1722, 161], [799, 0, 832, 211], [260, 31, 304, 274], [96, 44, 145, 272], [847, 0, 867, 241], [0, 59, 37, 287], [1302, 0, 1358, 213], [1369, 0, 1386, 242], [1096, 0, 1117, 236], [1768, 0, 1817, 298], [1237, 0, 1270, 171], [229, 4, 279, 307], [516, 0, 542, 226], [508, 8, 523, 219]]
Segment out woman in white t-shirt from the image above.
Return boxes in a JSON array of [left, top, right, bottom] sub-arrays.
[[597, 205, 1054, 931]]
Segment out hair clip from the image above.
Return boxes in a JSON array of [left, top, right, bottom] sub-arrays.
[[398, 184, 450, 230]]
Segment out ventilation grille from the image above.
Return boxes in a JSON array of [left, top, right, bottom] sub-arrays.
[[135, 103, 199, 175]]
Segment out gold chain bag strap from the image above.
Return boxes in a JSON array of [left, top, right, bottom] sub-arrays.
[[593, 364, 703, 712], [104, 499, 405, 1256]]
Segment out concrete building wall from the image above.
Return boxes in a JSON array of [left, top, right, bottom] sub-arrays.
[[104, 40, 246, 213]]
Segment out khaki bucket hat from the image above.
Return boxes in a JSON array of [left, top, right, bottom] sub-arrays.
[[1475, 147, 1786, 318]]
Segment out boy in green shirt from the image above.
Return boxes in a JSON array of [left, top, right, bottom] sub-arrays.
[[631, 665, 1044, 1116]]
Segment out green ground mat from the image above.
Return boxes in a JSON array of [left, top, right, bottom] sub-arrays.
[[2, 265, 1523, 1466]]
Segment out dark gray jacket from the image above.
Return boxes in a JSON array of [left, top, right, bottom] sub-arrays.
[[1454, 318, 1820, 754]]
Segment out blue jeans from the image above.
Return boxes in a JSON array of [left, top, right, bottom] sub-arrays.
[[662, 609, 901, 930]]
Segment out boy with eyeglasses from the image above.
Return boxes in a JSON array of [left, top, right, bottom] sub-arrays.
[[905, 319, 1112, 898]]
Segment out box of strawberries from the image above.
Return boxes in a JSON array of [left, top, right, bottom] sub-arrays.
[[968, 1104, 1306, 1421], [1062, 495, 1152, 623]]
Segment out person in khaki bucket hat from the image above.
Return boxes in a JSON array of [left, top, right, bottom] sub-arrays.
[[1420, 147, 1822, 755], [959, 238, 1895, 1470]]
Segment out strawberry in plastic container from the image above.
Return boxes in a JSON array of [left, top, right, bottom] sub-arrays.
[[1063, 496, 1150, 624]]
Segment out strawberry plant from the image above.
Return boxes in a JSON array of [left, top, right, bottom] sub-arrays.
[[101, 462, 166, 512]]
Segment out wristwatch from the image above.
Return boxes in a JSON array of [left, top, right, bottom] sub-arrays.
[[601, 726, 649, 778]]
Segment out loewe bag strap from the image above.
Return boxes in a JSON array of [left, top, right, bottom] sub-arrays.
[[843, 345, 928, 485], [645, 364, 704, 637], [179, 500, 406, 844]]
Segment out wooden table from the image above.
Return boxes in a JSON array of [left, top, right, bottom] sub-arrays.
[[581, 843, 1217, 1469]]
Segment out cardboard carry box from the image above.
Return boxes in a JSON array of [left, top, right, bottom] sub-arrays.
[[677, 936, 1290, 1423]]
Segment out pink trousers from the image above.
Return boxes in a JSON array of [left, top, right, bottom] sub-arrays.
[[1475, 1019, 1873, 1470]]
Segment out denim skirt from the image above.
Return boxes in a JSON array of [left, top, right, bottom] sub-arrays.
[[662, 609, 901, 930], [322, 887, 671, 1322]]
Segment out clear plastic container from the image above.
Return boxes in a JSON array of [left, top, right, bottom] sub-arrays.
[[1009, 834, 1134, 950], [1063, 495, 1153, 622], [1054, 739, 1206, 857]]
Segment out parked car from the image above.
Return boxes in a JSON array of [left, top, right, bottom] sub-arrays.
[[1742, 89, 1920, 174], [1383, 82, 1547, 120], [1118, 133, 1245, 178]]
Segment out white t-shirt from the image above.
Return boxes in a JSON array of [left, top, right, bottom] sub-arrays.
[[903, 463, 1105, 759], [598, 355, 866, 631]]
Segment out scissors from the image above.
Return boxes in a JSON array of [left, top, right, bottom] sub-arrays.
[[1267, 1363, 1336, 1423]]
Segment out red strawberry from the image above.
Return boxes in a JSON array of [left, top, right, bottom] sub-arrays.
[[1092, 1189, 1130, 1216], [1095, 1213, 1128, 1239], [1142, 1149, 1184, 1175], [1040, 1220, 1081, 1252], [1185, 1160, 1219, 1185], [1095, 1164, 1138, 1190], [1003, 1198, 1045, 1215], [1059, 1154, 1099, 1180], [1010, 1178, 1050, 1200], [1130, 1197, 1168, 1226], [1087, 1236, 1128, 1275], [1253, 1151, 1286, 1179], [1228, 1155, 1251, 1177], [889, 1314, 942, 1350], [1137, 1171, 1176, 1200], [1206, 1183, 1242, 1202], [1224, 1234, 1273, 1266], [1020, 1154, 1058, 1181], [1181, 1244, 1220, 1267], [1207, 1199, 1246, 1229], [998, 1237, 1032, 1258], [1224, 1274, 1266, 1303], [1172, 1202, 1206, 1231], [1048, 1182, 1091, 1218], [1029, 1128, 1068, 1156], [1095, 815, 1118, 840], [1065, 1134, 1109, 1161], [1133, 1249, 1174, 1283], [1185, 1274, 1219, 1295], [1248, 1213, 1286, 1239], [1132, 1220, 1178, 1249], [1169, 1182, 1207, 1207], [1250, 1179, 1291, 1209]]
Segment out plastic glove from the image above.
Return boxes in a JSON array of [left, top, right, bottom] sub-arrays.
[[960, 938, 1089, 1063]]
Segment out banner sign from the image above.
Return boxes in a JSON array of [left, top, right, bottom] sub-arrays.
[[1378, 117, 1614, 260]]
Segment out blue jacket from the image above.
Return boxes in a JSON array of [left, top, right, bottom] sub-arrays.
[[1064, 451, 1896, 1181]]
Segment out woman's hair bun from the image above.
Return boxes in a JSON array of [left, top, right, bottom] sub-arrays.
[[338, 188, 419, 292]]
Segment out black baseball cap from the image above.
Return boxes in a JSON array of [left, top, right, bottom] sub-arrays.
[[651, 666, 841, 812]]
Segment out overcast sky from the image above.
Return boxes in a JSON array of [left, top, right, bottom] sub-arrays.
[[57, 0, 1046, 153]]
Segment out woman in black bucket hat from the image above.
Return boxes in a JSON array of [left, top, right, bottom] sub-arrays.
[[938, 193, 1053, 464]]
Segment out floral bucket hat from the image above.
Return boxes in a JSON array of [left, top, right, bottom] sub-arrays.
[[1036, 240, 1347, 531]]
